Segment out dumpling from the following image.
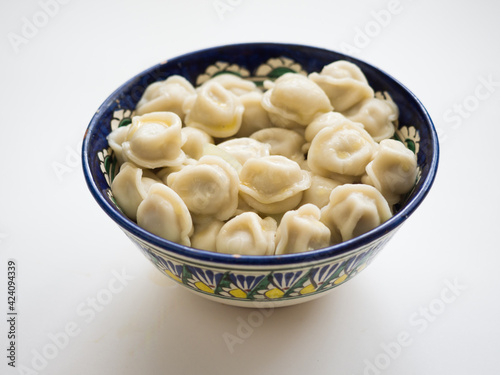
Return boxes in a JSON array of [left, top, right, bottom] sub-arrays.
[[167, 155, 239, 222], [304, 111, 360, 143], [235, 91, 273, 137], [216, 212, 277, 256], [362, 139, 418, 205], [343, 97, 399, 141], [320, 184, 392, 243], [261, 73, 332, 128], [275, 204, 331, 255], [190, 220, 225, 252], [137, 184, 193, 246], [183, 81, 244, 138], [181, 127, 214, 160], [239, 155, 311, 214], [204, 73, 259, 96], [250, 128, 306, 164], [110, 162, 160, 221], [299, 174, 342, 209], [107, 124, 131, 165], [307, 121, 377, 181], [155, 159, 197, 185], [121, 112, 186, 169], [309, 60, 374, 112], [135, 75, 196, 119], [217, 137, 271, 165]]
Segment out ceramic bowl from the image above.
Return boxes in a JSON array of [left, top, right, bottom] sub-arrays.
[[82, 43, 439, 308]]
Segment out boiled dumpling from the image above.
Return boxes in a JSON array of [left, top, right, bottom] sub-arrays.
[[343, 97, 398, 141], [217, 137, 271, 165], [304, 111, 361, 143], [183, 81, 244, 138], [362, 139, 418, 205], [235, 91, 273, 137], [190, 220, 225, 252], [320, 184, 392, 243], [307, 121, 377, 182], [167, 155, 239, 222], [204, 73, 259, 96], [135, 75, 195, 119], [309, 60, 374, 112], [216, 212, 277, 255], [121, 112, 186, 169], [261, 73, 332, 128], [275, 204, 331, 255], [136, 183, 193, 246], [239, 155, 311, 214], [110, 162, 160, 221], [107, 124, 131, 165], [250, 128, 306, 164], [181, 127, 214, 160], [299, 174, 342, 209]]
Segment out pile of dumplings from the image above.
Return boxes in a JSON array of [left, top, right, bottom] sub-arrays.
[[107, 60, 418, 256]]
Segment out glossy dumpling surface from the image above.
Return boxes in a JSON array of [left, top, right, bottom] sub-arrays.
[[184, 81, 244, 138], [216, 212, 277, 255], [136, 184, 193, 246], [250, 128, 305, 163], [343, 97, 399, 142], [110, 162, 159, 221], [307, 121, 377, 179], [167, 155, 239, 222], [363, 139, 418, 205], [320, 184, 392, 243], [239, 155, 311, 214], [309, 60, 374, 112], [261, 73, 332, 128], [275, 204, 331, 255], [135, 75, 196, 119], [217, 137, 271, 165], [121, 112, 186, 168]]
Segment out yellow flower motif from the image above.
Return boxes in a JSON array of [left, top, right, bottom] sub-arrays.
[[265, 288, 285, 299]]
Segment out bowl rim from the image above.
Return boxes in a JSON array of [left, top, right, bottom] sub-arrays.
[[82, 42, 439, 267]]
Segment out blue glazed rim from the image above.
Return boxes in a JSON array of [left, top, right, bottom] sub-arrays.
[[82, 42, 439, 267]]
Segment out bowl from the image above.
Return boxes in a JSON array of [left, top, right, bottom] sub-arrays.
[[82, 43, 439, 308]]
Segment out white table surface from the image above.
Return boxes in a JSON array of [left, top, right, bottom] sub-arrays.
[[2, 0, 499, 374]]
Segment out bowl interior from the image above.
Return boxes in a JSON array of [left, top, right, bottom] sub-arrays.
[[82, 42, 439, 266]]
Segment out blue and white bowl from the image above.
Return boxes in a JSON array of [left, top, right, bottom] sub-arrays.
[[82, 43, 439, 307]]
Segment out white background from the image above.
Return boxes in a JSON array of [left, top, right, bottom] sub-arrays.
[[1, 0, 499, 374]]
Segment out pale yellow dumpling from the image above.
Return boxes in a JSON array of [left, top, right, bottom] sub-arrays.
[[307, 121, 377, 181], [204, 73, 260, 96], [343, 97, 399, 142], [167, 155, 239, 222], [216, 212, 277, 256], [110, 162, 161, 221], [362, 139, 418, 205], [275, 204, 331, 255], [135, 75, 195, 119], [183, 81, 244, 138], [217, 137, 271, 165], [261, 73, 332, 128], [309, 60, 374, 112], [121, 112, 186, 169], [136, 184, 193, 246], [239, 155, 311, 214], [320, 184, 392, 243], [190, 220, 225, 252], [250, 128, 306, 164]]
